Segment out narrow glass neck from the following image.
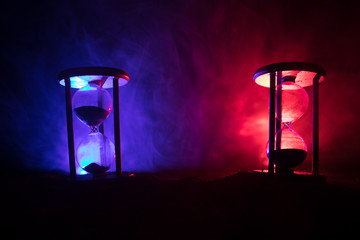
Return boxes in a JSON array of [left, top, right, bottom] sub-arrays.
[[90, 126, 98, 133], [283, 122, 291, 128]]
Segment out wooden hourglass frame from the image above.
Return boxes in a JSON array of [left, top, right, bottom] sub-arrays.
[[253, 62, 326, 175], [58, 67, 129, 178]]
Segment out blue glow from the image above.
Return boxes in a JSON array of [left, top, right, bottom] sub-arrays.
[[78, 168, 89, 175], [75, 75, 105, 82], [60, 75, 121, 89], [59, 77, 89, 89], [76, 132, 115, 174], [59, 75, 128, 89], [79, 84, 97, 91], [77, 137, 101, 168]]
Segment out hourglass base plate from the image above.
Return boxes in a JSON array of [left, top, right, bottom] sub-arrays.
[[275, 167, 295, 175], [252, 170, 326, 182], [75, 171, 136, 181]]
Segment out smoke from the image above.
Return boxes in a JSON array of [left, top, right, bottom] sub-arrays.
[[1, 0, 360, 177]]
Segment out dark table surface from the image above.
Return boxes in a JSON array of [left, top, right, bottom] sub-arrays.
[[3, 171, 360, 239]]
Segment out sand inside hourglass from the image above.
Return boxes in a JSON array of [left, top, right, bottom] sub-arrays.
[[74, 106, 110, 127], [83, 162, 110, 174], [273, 149, 307, 169], [76, 131, 115, 175]]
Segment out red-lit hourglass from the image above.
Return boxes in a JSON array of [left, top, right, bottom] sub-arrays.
[[253, 62, 326, 175], [58, 67, 130, 178], [266, 76, 309, 174]]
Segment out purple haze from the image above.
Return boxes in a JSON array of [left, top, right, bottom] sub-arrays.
[[1, 0, 360, 178]]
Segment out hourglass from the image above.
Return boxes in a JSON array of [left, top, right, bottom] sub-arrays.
[[58, 67, 130, 178], [253, 62, 325, 175], [266, 77, 309, 174], [72, 83, 114, 174]]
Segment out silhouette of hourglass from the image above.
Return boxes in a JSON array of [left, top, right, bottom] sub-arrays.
[[58, 67, 130, 178], [253, 62, 325, 175]]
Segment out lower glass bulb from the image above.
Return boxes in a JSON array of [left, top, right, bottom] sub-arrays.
[[76, 132, 115, 175]]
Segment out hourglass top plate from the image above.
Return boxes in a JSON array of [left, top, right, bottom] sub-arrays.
[[253, 62, 326, 88], [58, 67, 130, 89]]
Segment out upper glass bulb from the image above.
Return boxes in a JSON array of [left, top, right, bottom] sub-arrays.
[[72, 83, 112, 127], [275, 81, 309, 123]]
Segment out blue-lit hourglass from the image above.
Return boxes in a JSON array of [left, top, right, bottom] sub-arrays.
[[72, 82, 115, 175]]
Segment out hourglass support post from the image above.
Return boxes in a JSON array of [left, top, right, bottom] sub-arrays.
[[98, 85, 105, 134], [268, 71, 276, 174], [113, 77, 122, 176], [65, 78, 76, 179], [312, 73, 321, 175], [276, 71, 282, 150]]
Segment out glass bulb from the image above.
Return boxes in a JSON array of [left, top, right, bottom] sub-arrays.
[[275, 81, 309, 123], [72, 83, 112, 127], [266, 126, 308, 172], [76, 132, 115, 174]]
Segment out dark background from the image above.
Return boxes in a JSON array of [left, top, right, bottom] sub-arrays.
[[1, 0, 360, 178]]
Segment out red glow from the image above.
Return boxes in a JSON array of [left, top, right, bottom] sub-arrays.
[[255, 71, 325, 88]]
